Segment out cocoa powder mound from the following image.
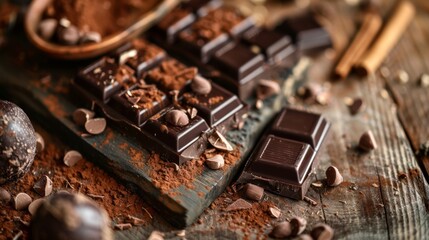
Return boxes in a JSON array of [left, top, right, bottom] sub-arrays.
[[203, 187, 276, 239], [45, 0, 158, 37], [147, 147, 241, 195], [0, 127, 154, 239]]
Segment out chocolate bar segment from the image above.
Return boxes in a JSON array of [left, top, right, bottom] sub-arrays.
[[141, 108, 210, 152], [110, 84, 170, 127], [270, 108, 329, 151], [122, 39, 167, 77], [155, 8, 196, 44], [75, 57, 136, 102], [182, 82, 244, 127], [249, 135, 315, 184], [239, 107, 330, 200], [276, 11, 332, 52], [210, 43, 264, 82], [243, 28, 295, 61], [205, 7, 254, 38], [146, 58, 197, 92]]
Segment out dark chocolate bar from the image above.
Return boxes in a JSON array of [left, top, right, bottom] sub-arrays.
[[238, 107, 330, 200], [73, 37, 248, 164], [276, 11, 332, 53], [154, 8, 196, 44], [150, 5, 297, 100]]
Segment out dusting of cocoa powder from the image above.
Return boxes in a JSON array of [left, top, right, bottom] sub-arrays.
[[45, 0, 158, 37], [0, 127, 154, 239]]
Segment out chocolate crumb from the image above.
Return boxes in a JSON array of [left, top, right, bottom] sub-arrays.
[[33, 175, 53, 197], [256, 79, 280, 100], [115, 223, 133, 230], [270, 221, 292, 238], [326, 166, 343, 187], [191, 75, 212, 95], [242, 183, 264, 201], [165, 109, 189, 127], [205, 154, 224, 170], [63, 150, 83, 167], [73, 108, 95, 126], [268, 206, 281, 218], [0, 187, 11, 204], [358, 130, 377, 151], [225, 198, 252, 211], [311, 223, 334, 240], [290, 216, 307, 236], [208, 131, 233, 152], [85, 118, 107, 135], [28, 198, 44, 216], [303, 196, 317, 206], [14, 193, 32, 211], [348, 98, 364, 115]]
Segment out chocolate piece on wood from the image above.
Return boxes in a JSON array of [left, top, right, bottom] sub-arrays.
[[270, 107, 330, 151], [210, 43, 264, 82], [182, 82, 244, 127], [110, 84, 170, 126], [239, 107, 330, 200], [141, 107, 210, 153], [76, 57, 136, 102], [276, 11, 332, 52], [243, 28, 296, 62]]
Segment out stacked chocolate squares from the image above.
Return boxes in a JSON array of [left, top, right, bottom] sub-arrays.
[[73, 39, 247, 164], [150, 0, 331, 100], [238, 108, 331, 200]]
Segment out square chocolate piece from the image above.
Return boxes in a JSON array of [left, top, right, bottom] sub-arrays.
[[249, 135, 316, 184], [76, 57, 136, 102], [155, 8, 196, 44], [122, 39, 167, 77], [208, 7, 254, 38], [142, 108, 210, 152], [146, 58, 197, 92], [270, 108, 330, 151], [178, 20, 230, 63], [110, 84, 170, 127], [276, 11, 332, 52], [243, 28, 295, 61], [210, 43, 264, 82], [182, 82, 244, 127]]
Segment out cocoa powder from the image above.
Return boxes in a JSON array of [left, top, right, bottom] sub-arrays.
[[0, 127, 154, 239], [45, 0, 158, 37]]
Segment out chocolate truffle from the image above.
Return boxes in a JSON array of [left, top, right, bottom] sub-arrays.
[[30, 192, 113, 240], [0, 100, 37, 184]]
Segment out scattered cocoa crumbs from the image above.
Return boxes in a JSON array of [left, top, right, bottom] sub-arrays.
[[0, 127, 154, 239], [148, 147, 241, 194], [206, 187, 275, 239], [208, 96, 224, 106], [129, 146, 144, 169], [42, 95, 67, 117]]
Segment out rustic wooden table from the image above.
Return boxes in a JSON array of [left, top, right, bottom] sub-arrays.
[[0, 0, 428, 239]]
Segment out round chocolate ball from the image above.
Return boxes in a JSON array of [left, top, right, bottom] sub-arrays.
[[30, 192, 113, 240], [0, 100, 37, 184]]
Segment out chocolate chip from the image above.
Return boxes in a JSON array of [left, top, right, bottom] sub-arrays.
[[165, 110, 189, 127], [14, 192, 32, 210], [85, 118, 107, 135], [419, 73, 429, 87], [242, 183, 264, 201], [63, 150, 82, 167], [269, 221, 292, 239], [0, 187, 11, 204], [28, 198, 44, 215], [33, 175, 53, 197], [57, 24, 80, 45], [191, 75, 212, 95], [205, 154, 224, 170], [311, 223, 334, 240], [208, 130, 233, 152], [35, 132, 45, 153], [148, 231, 165, 240], [256, 79, 280, 100], [187, 107, 198, 119], [225, 198, 252, 211], [268, 206, 281, 218], [348, 98, 364, 115], [326, 166, 343, 187], [72, 108, 95, 126], [38, 18, 58, 41], [358, 130, 377, 151], [80, 31, 102, 44], [290, 216, 307, 236]]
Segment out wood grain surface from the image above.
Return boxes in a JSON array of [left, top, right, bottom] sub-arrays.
[[0, 0, 428, 239]]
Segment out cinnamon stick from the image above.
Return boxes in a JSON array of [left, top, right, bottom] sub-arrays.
[[334, 11, 382, 79], [355, 1, 415, 76]]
